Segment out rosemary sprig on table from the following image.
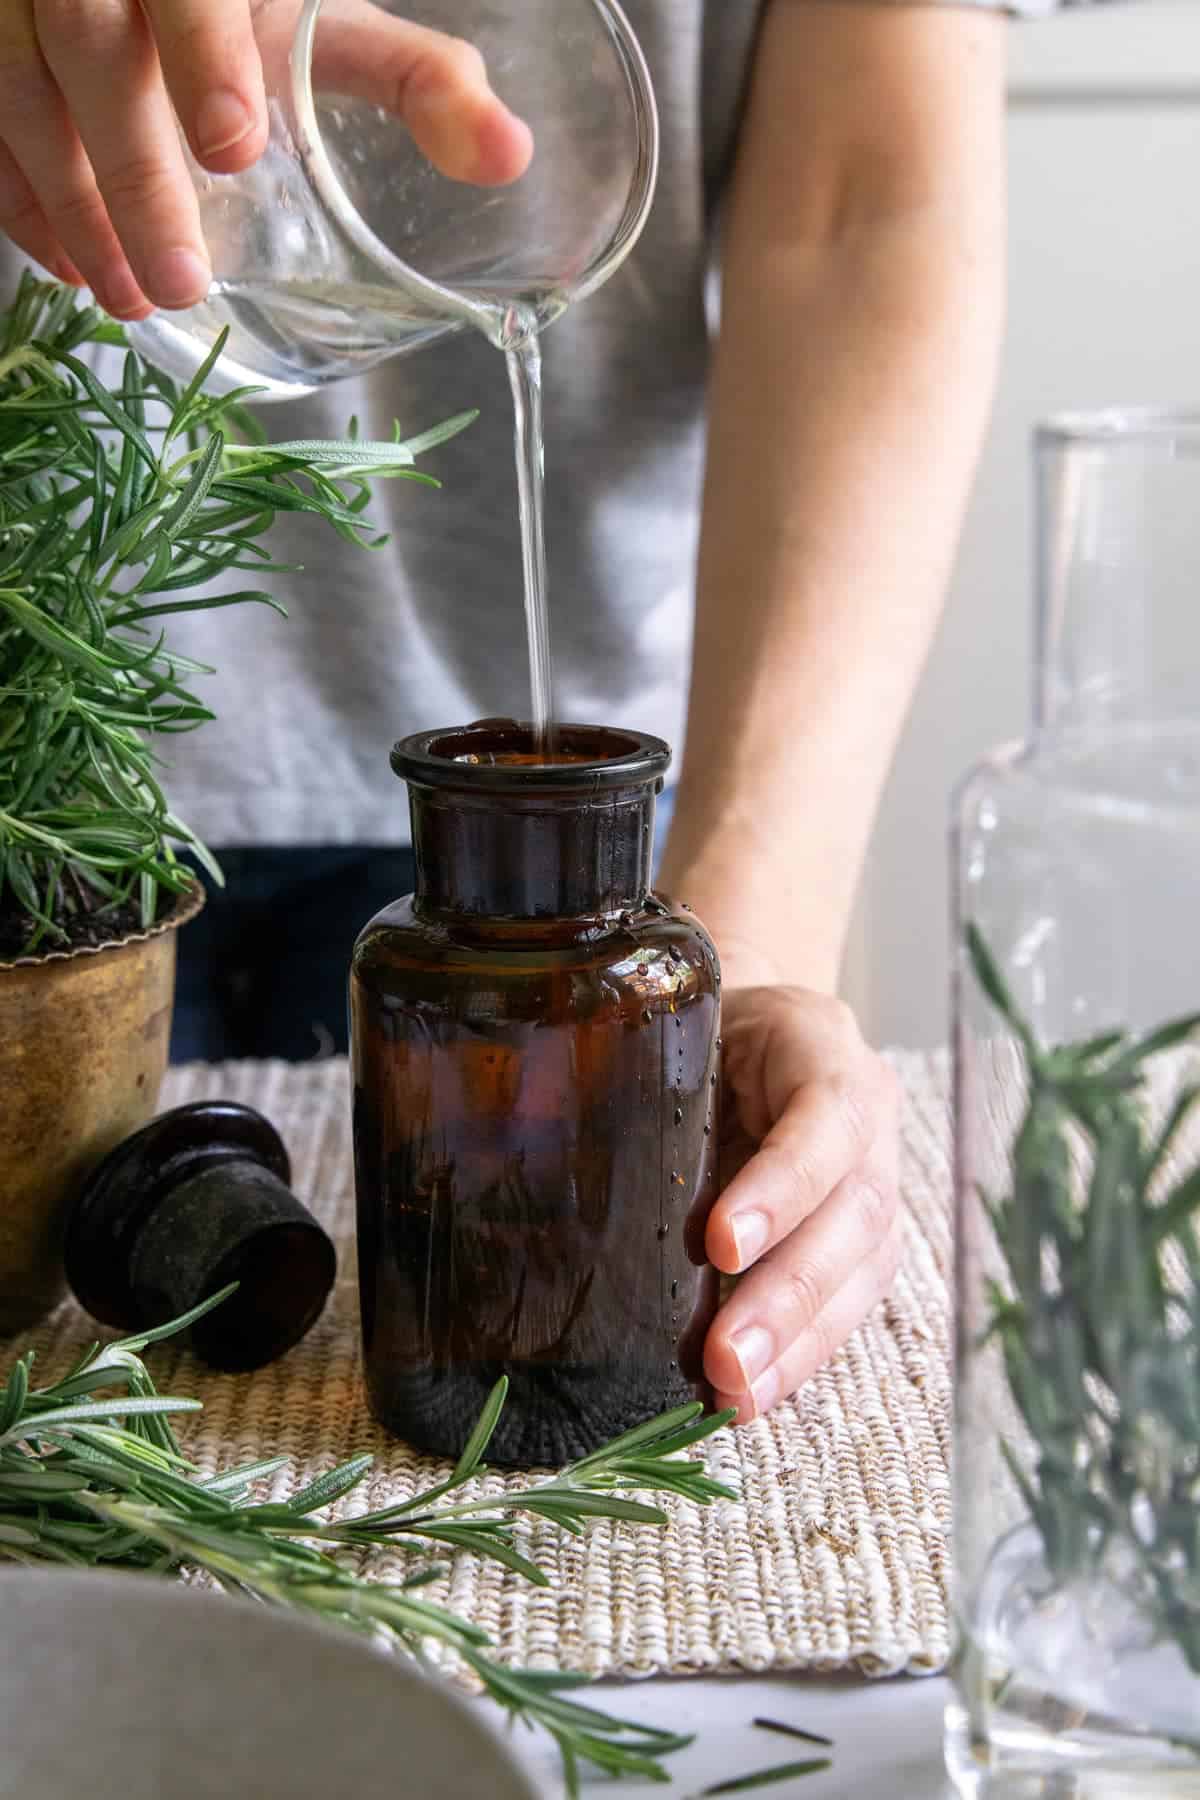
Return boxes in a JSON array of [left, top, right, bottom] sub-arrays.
[[698, 1760, 832, 1796], [0, 274, 473, 952], [752, 1719, 833, 1749], [967, 923, 1200, 1677], [0, 1288, 735, 1793]]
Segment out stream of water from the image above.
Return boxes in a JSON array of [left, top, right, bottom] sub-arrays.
[[195, 279, 557, 750]]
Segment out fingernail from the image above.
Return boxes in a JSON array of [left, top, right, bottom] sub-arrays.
[[750, 1363, 783, 1418], [144, 247, 211, 309], [729, 1324, 774, 1389], [196, 88, 256, 157], [731, 1210, 770, 1269]]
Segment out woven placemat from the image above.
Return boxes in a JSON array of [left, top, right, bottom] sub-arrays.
[[16, 1049, 954, 1683]]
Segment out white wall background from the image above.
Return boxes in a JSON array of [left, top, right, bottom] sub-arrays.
[[842, 0, 1200, 1049]]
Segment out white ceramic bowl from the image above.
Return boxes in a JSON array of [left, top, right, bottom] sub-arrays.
[[0, 1568, 543, 1800]]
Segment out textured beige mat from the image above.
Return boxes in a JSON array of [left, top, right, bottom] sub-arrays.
[[16, 1050, 954, 1682]]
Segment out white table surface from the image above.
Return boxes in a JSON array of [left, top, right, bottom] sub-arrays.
[[517, 1671, 955, 1799]]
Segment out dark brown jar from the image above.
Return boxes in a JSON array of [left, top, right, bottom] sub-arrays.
[[350, 721, 721, 1466]]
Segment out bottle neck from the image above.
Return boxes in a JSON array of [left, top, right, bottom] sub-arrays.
[[409, 785, 658, 919], [1035, 419, 1200, 735]]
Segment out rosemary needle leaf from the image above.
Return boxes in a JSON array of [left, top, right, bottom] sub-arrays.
[[109, 1280, 240, 1352], [396, 1523, 550, 1587], [249, 1456, 376, 1519], [699, 1759, 833, 1795], [753, 1719, 834, 1749], [0, 1394, 202, 1445], [568, 1402, 707, 1470], [452, 1374, 508, 1480]]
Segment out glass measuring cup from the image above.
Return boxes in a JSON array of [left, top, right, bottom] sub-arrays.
[[127, 0, 658, 399]]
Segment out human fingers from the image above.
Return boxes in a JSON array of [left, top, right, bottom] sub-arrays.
[[308, 1, 532, 184], [0, 135, 82, 283], [706, 1058, 896, 1275], [709, 1212, 905, 1423], [33, 0, 213, 310], [142, 0, 268, 173]]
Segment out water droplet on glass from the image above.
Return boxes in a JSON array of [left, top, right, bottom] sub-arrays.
[[710, 1072, 718, 1087], [637, 963, 649, 977], [703, 1123, 712, 1137], [681, 902, 691, 911], [674, 1107, 683, 1126], [657, 1223, 670, 1240], [716, 1037, 723, 1049], [675, 1017, 683, 1030], [669, 943, 683, 961], [670, 1279, 678, 1300], [642, 1008, 653, 1024]]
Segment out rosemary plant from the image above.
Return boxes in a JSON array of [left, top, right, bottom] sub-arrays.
[[967, 923, 1200, 1679], [0, 1288, 736, 1793], [0, 274, 472, 955]]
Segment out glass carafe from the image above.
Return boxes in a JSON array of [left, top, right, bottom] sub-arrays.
[[950, 413, 1200, 1796], [350, 721, 721, 1466], [127, 0, 658, 398]]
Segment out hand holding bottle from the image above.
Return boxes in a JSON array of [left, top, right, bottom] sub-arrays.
[[0, 0, 532, 320], [703, 986, 903, 1421]]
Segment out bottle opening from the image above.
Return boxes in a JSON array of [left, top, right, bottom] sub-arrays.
[[393, 719, 671, 793], [433, 720, 641, 766]]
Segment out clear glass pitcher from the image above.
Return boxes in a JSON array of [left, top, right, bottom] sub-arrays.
[[949, 413, 1200, 1796], [128, 0, 658, 399]]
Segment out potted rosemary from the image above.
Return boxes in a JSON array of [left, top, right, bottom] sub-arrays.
[[0, 276, 466, 1334]]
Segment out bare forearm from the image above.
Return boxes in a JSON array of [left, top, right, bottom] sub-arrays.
[[661, 5, 1007, 992]]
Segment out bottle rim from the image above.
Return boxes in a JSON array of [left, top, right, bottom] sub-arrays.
[[1038, 406, 1200, 450], [392, 719, 671, 792]]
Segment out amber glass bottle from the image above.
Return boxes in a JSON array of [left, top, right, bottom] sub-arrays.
[[350, 721, 721, 1465]]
